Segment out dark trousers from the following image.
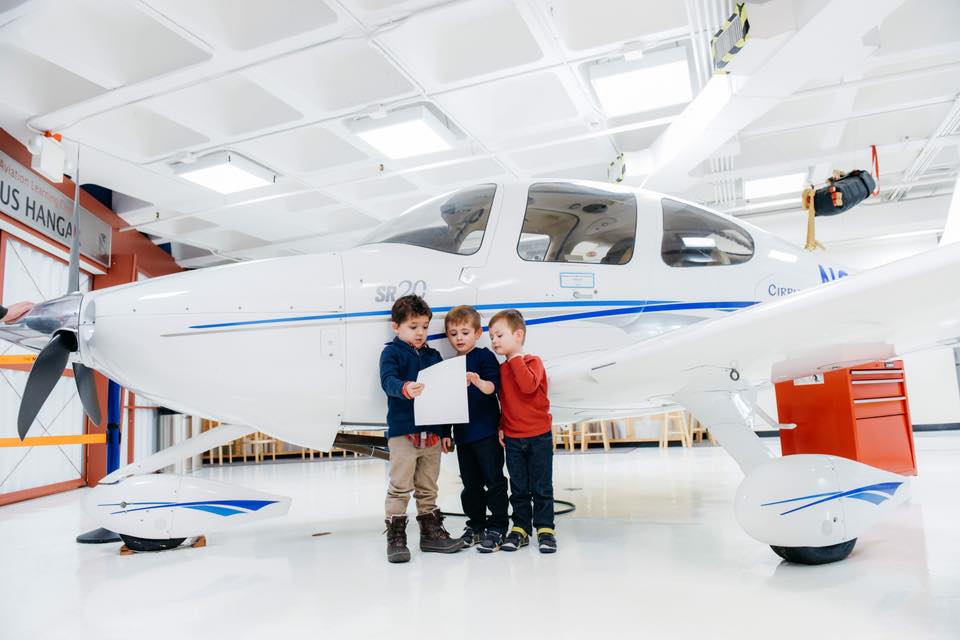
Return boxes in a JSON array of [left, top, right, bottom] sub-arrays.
[[456, 435, 509, 534], [504, 431, 554, 533]]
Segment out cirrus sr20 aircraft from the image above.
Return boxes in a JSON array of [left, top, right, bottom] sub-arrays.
[[5, 179, 959, 564]]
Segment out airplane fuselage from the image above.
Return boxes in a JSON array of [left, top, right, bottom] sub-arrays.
[[75, 180, 839, 450]]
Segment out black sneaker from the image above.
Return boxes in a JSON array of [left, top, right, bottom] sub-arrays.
[[537, 528, 557, 554], [501, 527, 529, 552], [460, 526, 482, 548], [477, 530, 504, 553]]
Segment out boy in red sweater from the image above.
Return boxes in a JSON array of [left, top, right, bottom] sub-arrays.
[[488, 309, 556, 554]]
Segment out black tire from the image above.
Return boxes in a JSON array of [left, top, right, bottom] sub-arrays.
[[770, 538, 857, 565], [119, 534, 187, 553]]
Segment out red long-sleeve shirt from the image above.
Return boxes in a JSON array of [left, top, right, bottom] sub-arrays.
[[499, 355, 552, 438]]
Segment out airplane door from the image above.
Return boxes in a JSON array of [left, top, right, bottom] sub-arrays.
[[475, 181, 644, 360]]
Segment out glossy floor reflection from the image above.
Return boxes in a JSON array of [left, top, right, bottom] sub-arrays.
[[2, 433, 959, 639]]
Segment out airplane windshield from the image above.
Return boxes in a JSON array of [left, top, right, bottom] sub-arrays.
[[363, 184, 497, 256]]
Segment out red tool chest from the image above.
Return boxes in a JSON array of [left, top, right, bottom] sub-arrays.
[[775, 360, 917, 475]]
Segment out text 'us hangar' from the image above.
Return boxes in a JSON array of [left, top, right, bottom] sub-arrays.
[[1, 1, 960, 638]]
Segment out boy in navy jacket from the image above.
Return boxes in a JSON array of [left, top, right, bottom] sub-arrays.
[[444, 305, 509, 552], [380, 295, 462, 563]]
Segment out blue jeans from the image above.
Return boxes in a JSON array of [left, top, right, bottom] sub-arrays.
[[504, 431, 554, 533]]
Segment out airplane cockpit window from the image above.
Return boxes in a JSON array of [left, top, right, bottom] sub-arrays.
[[517, 183, 637, 264], [363, 184, 497, 256], [660, 199, 754, 267]]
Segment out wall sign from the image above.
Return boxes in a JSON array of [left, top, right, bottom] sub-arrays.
[[0, 149, 111, 267]]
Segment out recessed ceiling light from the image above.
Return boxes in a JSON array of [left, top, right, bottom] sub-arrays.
[[349, 104, 456, 160], [172, 151, 276, 194], [589, 48, 693, 118], [744, 173, 806, 201]]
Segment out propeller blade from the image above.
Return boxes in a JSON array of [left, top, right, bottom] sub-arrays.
[[17, 333, 73, 440], [72, 363, 101, 426]]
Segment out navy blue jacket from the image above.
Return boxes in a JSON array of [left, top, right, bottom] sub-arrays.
[[452, 347, 501, 445], [379, 337, 448, 438]]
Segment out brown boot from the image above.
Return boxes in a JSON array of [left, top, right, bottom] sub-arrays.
[[385, 515, 410, 563], [416, 509, 463, 553]]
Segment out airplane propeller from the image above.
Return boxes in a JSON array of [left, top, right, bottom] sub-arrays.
[[17, 148, 102, 439]]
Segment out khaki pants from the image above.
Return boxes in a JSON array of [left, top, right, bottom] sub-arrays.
[[385, 436, 442, 517]]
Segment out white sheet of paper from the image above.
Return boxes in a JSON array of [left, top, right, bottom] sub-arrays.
[[414, 356, 469, 426]]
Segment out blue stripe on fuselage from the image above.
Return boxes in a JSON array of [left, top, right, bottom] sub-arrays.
[[186, 299, 759, 333]]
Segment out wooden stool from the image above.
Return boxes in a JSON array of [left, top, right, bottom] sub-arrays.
[[245, 432, 278, 462], [203, 420, 232, 465], [659, 411, 691, 448], [553, 424, 575, 452], [687, 415, 716, 445], [579, 420, 610, 451]]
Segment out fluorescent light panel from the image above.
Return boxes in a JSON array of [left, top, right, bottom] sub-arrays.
[[744, 173, 806, 201], [590, 48, 693, 118], [350, 105, 455, 160], [173, 152, 276, 194]]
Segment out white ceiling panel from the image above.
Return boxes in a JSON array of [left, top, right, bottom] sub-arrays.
[[329, 175, 420, 201], [362, 191, 434, 220], [415, 157, 507, 186], [138, 216, 218, 238], [377, 0, 546, 87], [175, 228, 267, 253], [64, 104, 209, 162], [198, 209, 315, 243], [249, 39, 416, 114], [436, 70, 580, 142], [148, 0, 342, 51], [533, 162, 615, 182], [0, 44, 105, 114], [226, 245, 301, 260], [508, 137, 617, 173], [144, 74, 302, 137], [285, 207, 380, 234], [547, 0, 689, 52], [337, 0, 450, 24], [8, 0, 211, 87], [238, 124, 369, 173]]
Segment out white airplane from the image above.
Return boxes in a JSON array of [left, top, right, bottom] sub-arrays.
[[5, 179, 959, 563]]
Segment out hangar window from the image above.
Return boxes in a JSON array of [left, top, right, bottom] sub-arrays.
[[661, 198, 754, 267], [363, 184, 496, 256], [517, 183, 637, 265]]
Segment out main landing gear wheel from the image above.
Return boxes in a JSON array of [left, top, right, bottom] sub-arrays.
[[119, 534, 187, 553], [770, 538, 857, 565]]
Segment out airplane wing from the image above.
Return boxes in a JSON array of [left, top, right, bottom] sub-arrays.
[[547, 241, 960, 414]]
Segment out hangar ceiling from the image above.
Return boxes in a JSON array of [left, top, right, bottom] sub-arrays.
[[0, 0, 957, 267]]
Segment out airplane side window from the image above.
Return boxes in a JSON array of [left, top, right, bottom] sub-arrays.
[[362, 184, 497, 256], [517, 183, 637, 265], [660, 198, 754, 267]]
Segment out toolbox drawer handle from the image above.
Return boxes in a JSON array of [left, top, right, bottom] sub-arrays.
[[851, 369, 903, 375], [853, 396, 906, 404], [851, 379, 903, 385]]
